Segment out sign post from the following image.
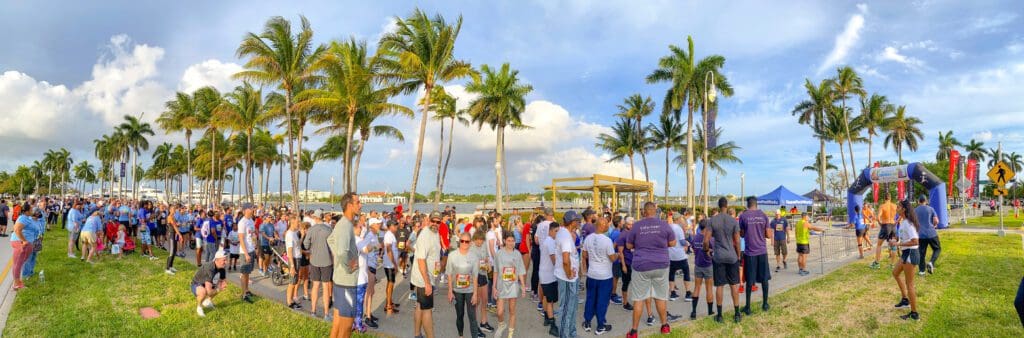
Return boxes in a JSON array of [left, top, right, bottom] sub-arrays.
[[987, 142, 1014, 236]]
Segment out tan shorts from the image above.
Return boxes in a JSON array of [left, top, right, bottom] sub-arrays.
[[79, 231, 97, 245], [773, 240, 787, 256]]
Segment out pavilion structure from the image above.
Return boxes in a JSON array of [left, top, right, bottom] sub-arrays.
[[544, 174, 655, 218]]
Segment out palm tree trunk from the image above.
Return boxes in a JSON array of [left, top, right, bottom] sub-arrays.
[[278, 156, 284, 208], [439, 117, 456, 207], [344, 107, 357, 194], [837, 141, 849, 186], [283, 92, 297, 213], [495, 126, 504, 214], [305, 171, 310, 203], [132, 149, 139, 200], [819, 139, 826, 196], [685, 108, 695, 211], [186, 132, 193, 205], [434, 119, 445, 211], [354, 136, 368, 194], [210, 133, 217, 204], [629, 154, 636, 180], [842, 99, 857, 174], [409, 86, 433, 211], [246, 130, 254, 203], [664, 145, 670, 204], [868, 135, 873, 167]]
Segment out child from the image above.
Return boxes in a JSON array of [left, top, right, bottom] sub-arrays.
[[493, 231, 527, 338], [114, 224, 126, 259], [228, 228, 240, 271], [140, 213, 155, 259]]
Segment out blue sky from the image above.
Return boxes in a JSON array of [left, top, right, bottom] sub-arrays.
[[1, 0, 1023, 197]]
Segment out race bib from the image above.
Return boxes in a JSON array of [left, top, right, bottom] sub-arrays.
[[456, 274, 471, 288], [502, 267, 516, 282], [398, 242, 405, 249], [775, 224, 783, 231], [432, 261, 441, 276]]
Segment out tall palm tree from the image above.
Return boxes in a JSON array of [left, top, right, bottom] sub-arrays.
[[299, 149, 316, 202], [193, 87, 224, 203], [379, 8, 477, 210], [792, 78, 835, 198], [152, 142, 175, 201], [159, 91, 202, 204], [116, 114, 155, 200], [352, 106, 408, 194], [965, 139, 987, 162], [803, 152, 838, 172], [235, 15, 326, 213], [215, 82, 269, 203], [616, 94, 656, 182], [822, 105, 865, 185], [681, 126, 742, 199], [855, 93, 892, 166], [73, 161, 95, 195], [1005, 152, 1024, 173], [597, 118, 640, 179], [882, 105, 924, 164], [935, 130, 963, 162], [429, 87, 461, 209], [832, 66, 865, 172], [648, 112, 684, 203], [56, 148, 72, 197], [42, 149, 59, 195], [465, 63, 533, 214]]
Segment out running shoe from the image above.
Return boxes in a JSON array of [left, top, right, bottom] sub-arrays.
[[667, 312, 682, 322], [548, 324, 559, 337], [646, 316, 654, 326], [203, 299, 215, 309], [623, 303, 634, 311], [583, 321, 592, 332], [734, 313, 741, 323], [610, 294, 623, 305], [669, 291, 680, 301], [894, 298, 910, 309], [927, 262, 935, 274], [165, 269, 176, 275], [625, 329, 638, 338], [660, 324, 671, 334], [480, 322, 494, 333], [537, 301, 543, 312], [869, 261, 880, 269], [742, 306, 752, 316], [495, 322, 507, 338], [762, 303, 771, 312], [685, 291, 693, 302], [196, 305, 206, 317], [900, 312, 920, 321], [918, 271, 926, 276], [595, 324, 612, 335], [690, 311, 697, 320], [714, 314, 723, 323]]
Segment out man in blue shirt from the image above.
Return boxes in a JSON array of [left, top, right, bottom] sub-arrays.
[[117, 201, 132, 237], [914, 195, 940, 275], [770, 211, 789, 272], [847, 205, 868, 259], [66, 202, 84, 258]]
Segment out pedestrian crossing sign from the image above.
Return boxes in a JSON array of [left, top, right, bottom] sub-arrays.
[[987, 161, 1014, 187]]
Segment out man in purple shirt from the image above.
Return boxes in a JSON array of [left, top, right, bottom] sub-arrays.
[[738, 196, 772, 315], [580, 208, 597, 241], [625, 202, 680, 337]]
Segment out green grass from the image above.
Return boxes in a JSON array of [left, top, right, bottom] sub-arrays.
[[664, 232, 1024, 337], [951, 211, 1024, 229], [3, 226, 369, 337]]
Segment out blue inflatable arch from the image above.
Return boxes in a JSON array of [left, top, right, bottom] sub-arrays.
[[846, 163, 949, 228]]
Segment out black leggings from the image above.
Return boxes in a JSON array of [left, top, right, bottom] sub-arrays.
[[531, 247, 541, 292], [166, 234, 178, 270], [917, 237, 941, 272], [454, 292, 482, 337]]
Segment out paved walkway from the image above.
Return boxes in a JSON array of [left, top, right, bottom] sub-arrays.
[[0, 236, 16, 334]]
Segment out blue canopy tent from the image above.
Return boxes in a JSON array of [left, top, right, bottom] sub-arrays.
[[757, 185, 814, 206]]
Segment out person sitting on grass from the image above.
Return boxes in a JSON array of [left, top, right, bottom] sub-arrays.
[[192, 249, 229, 317]]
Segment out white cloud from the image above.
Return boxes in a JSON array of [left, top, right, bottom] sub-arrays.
[[179, 59, 243, 93], [962, 13, 1018, 34], [876, 46, 927, 70], [855, 64, 888, 80], [514, 147, 642, 183], [75, 34, 170, 125], [974, 131, 993, 142], [1008, 40, 1024, 54], [818, 5, 867, 74]]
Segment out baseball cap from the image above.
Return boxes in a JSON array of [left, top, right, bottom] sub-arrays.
[[312, 209, 325, 219], [429, 211, 442, 221], [214, 249, 227, 260], [368, 218, 382, 226], [563, 210, 581, 223]]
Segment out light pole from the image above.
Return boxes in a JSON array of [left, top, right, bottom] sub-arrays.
[[741, 172, 745, 200], [702, 71, 717, 216], [690, 163, 697, 211], [330, 176, 335, 205], [997, 141, 1005, 236]]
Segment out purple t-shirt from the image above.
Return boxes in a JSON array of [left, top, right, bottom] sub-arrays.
[[614, 229, 633, 265], [580, 222, 596, 241], [627, 217, 674, 272], [739, 209, 770, 256], [692, 228, 712, 267]]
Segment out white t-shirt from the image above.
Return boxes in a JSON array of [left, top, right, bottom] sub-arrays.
[[411, 227, 441, 288], [898, 219, 919, 250], [237, 217, 256, 253], [356, 232, 370, 285], [583, 233, 615, 280], [553, 227, 579, 282], [668, 223, 688, 261], [539, 236, 558, 284], [363, 231, 379, 269], [534, 221, 551, 245], [285, 230, 302, 259], [383, 230, 398, 269], [228, 230, 240, 254], [485, 228, 502, 261]]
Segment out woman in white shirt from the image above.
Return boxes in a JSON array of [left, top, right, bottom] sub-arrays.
[[892, 200, 921, 321]]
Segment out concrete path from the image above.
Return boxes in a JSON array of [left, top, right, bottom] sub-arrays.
[[171, 225, 864, 337], [0, 236, 16, 335]]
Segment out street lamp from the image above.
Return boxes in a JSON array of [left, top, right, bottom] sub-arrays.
[[330, 176, 335, 205], [741, 172, 745, 200]]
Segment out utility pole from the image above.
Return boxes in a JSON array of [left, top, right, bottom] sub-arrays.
[[998, 141, 1005, 236]]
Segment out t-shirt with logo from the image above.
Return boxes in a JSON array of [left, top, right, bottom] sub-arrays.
[[628, 217, 674, 272], [494, 249, 526, 298], [446, 248, 479, 293], [739, 209, 770, 256], [582, 232, 615, 280], [771, 218, 789, 241]]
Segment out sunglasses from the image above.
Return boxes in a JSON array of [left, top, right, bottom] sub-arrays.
[[460, 240, 471, 244]]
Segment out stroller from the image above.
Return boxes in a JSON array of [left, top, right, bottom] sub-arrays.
[[267, 243, 291, 286]]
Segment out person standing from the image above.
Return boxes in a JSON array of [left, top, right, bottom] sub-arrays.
[[80, 211, 102, 263], [382, 221, 401, 316], [795, 213, 824, 275], [10, 205, 41, 290], [704, 197, 742, 323], [237, 207, 257, 303], [286, 219, 304, 309], [22, 202, 46, 279], [668, 214, 692, 302], [914, 196, 941, 275], [166, 205, 183, 274], [408, 211, 441, 338], [689, 215, 715, 320], [770, 211, 790, 271], [304, 209, 334, 319], [848, 205, 868, 258], [625, 203, 679, 338], [892, 200, 921, 320], [582, 217, 616, 335], [66, 202, 83, 258], [448, 232, 484, 338], [872, 194, 898, 269], [327, 193, 362, 338], [738, 197, 772, 315], [493, 231, 527, 338], [539, 222, 560, 336], [0, 199, 9, 237], [555, 211, 582, 338]]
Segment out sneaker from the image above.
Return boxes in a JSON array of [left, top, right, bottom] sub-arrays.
[[669, 291, 680, 301], [495, 322, 507, 337], [734, 313, 742, 323], [196, 305, 206, 317], [775, 266, 780, 272], [625, 329, 638, 338], [646, 316, 654, 326], [507, 328, 515, 338], [583, 321, 592, 332], [202, 298, 215, 309], [894, 298, 909, 309], [714, 314, 723, 323], [165, 269, 176, 275], [667, 312, 682, 322], [623, 303, 634, 311], [476, 333, 486, 338], [242, 295, 254, 303], [742, 306, 752, 316], [660, 324, 671, 334], [69, 254, 77, 259], [548, 324, 559, 337], [170, 267, 178, 272], [480, 322, 494, 333], [543, 317, 552, 327], [595, 324, 611, 335], [537, 301, 543, 312], [918, 271, 926, 276], [685, 291, 693, 302], [927, 262, 935, 274], [870, 261, 880, 269], [690, 311, 697, 320], [762, 303, 771, 312], [900, 312, 920, 321], [365, 318, 378, 329], [610, 294, 623, 305]]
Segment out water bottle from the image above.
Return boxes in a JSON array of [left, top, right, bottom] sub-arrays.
[[39, 270, 45, 284]]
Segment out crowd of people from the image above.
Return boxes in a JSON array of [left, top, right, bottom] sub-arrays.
[[2, 190, 958, 337]]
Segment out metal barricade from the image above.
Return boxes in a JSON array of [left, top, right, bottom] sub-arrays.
[[813, 227, 859, 274]]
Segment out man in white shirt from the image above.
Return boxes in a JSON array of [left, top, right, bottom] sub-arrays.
[[556, 211, 582, 338], [411, 212, 442, 338], [539, 221, 560, 336], [669, 215, 692, 302], [581, 217, 617, 334], [382, 221, 400, 315], [236, 208, 257, 303]]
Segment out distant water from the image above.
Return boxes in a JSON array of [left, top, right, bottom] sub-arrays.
[[288, 201, 590, 214]]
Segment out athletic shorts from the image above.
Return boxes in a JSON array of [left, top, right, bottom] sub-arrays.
[[230, 253, 240, 259], [310, 265, 333, 283], [694, 265, 713, 279], [415, 286, 435, 310], [333, 284, 360, 317], [621, 263, 633, 292], [612, 261, 622, 278], [260, 245, 272, 255], [79, 231, 97, 245], [190, 283, 202, 296], [239, 252, 255, 274], [477, 274, 489, 287], [384, 268, 397, 283], [856, 229, 868, 237], [878, 224, 895, 240], [140, 231, 152, 245], [630, 268, 670, 301], [743, 254, 771, 284], [290, 258, 301, 285], [796, 244, 810, 254], [772, 239, 787, 255], [541, 282, 559, 303], [900, 249, 921, 265], [669, 259, 691, 282], [712, 261, 740, 286]]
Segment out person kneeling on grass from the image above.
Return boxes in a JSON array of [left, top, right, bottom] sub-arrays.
[[192, 249, 229, 317]]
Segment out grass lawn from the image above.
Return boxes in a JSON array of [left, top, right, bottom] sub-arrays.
[[951, 211, 1024, 229], [3, 228, 370, 337], [667, 232, 1024, 337]]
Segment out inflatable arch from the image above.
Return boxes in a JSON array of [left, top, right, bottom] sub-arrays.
[[847, 163, 949, 229]]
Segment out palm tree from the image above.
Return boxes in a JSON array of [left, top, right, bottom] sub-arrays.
[[792, 78, 835, 197], [855, 93, 892, 166], [379, 8, 477, 210], [648, 112, 684, 203], [215, 82, 269, 203], [159, 91, 202, 204], [42, 149, 58, 195], [73, 161, 95, 195], [597, 118, 640, 179], [299, 149, 316, 202], [352, 106, 408, 194], [681, 126, 742, 199], [616, 94, 656, 182], [192, 87, 225, 203], [29, 160, 43, 195], [116, 114, 155, 200], [465, 63, 533, 214], [429, 87, 463, 209], [1005, 152, 1024, 173], [803, 152, 838, 172], [832, 66, 865, 172], [152, 142, 175, 201], [965, 139, 987, 162], [882, 105, 924, 164], [935, 130, 963, 162], [986, 148, 1005, 167], [235, 15, 326, 213], [56, 148, 73, 197], [822, 105, 866, 185]]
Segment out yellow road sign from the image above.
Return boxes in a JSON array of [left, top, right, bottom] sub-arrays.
[[987, 161, 1015, 187], [993, 187, 1009, 196]]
